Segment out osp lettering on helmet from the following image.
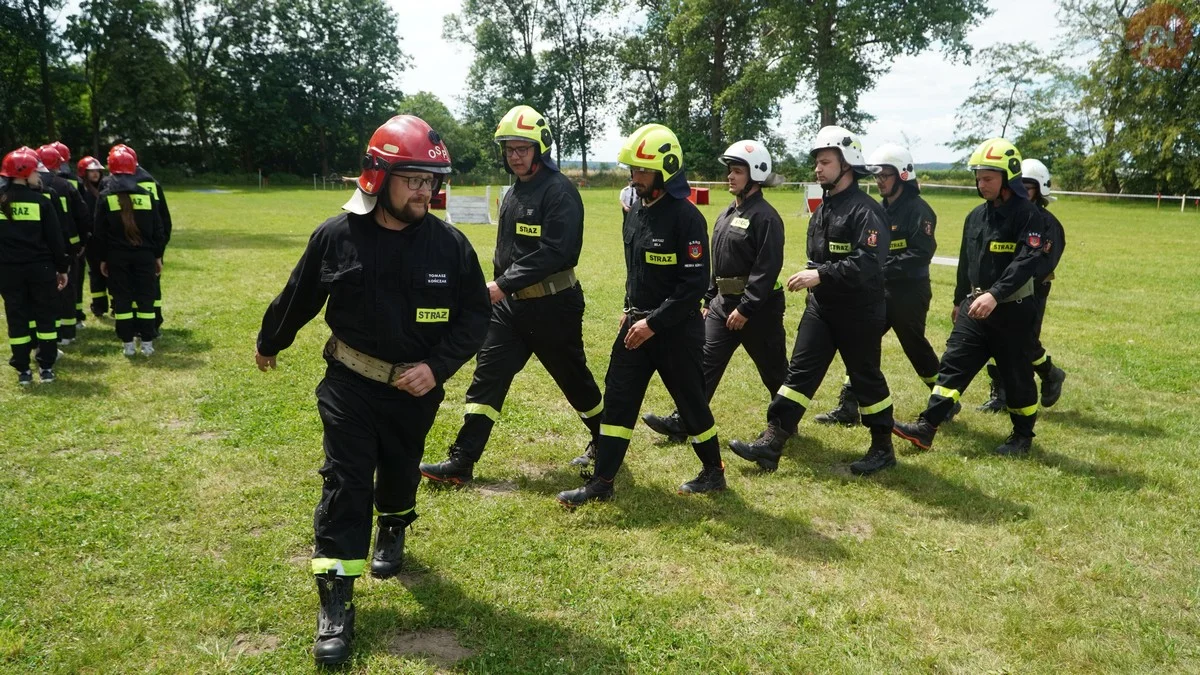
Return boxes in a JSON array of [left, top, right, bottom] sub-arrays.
[[344, 115, 451, 215]]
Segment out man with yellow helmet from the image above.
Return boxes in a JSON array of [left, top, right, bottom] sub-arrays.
[[894, 137, 1047, 457], [557, 123, 725, 507], [420, 105, 604, 484], [727, 125, 898, 476]]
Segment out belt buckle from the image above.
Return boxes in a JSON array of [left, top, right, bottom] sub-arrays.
[[387, 362, 411, 385]]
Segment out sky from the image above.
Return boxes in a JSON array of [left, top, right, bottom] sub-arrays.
[[394, 0, 1074, 165]]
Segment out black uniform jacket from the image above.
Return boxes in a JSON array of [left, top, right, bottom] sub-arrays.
[[955, 195, 1046, 305], [493, 167, 584, 294], [1036, 206, 1065, 283], [257, 212, 490, 385], [39, 172, 85, 255], [623, 194, 710, 333], [92, 186, 167, 259], [134, 166, 172, 247], [0, 183, 69, 272], [809, 182, 890, 307], [704, 190, 784, 319], [881, 185, 937, 282]]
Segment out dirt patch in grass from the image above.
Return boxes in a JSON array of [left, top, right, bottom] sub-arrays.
[[233, 632, 280, 656], [476, 480, 519, 497], [811, 516, 874, 542], [388, 628, 473, 669]]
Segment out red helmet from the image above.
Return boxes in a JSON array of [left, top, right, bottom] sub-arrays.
[[78, 156, 103, 174], [108, 145, 138, 175], [1, 146, 41, 179], [37, 144, 64, 171], [357, 115, 451, 196], [52, 141, 71, 162]]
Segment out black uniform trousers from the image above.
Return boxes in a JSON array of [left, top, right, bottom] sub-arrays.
[[150, 273, 163, 334], [703, 290, 787, 402], [884, 278, 940, 383], [106, 249, 157, 343], [0, 262, 58, 372], [454, 285, 603, 462], [769, 295, 894, 432], [593, 313, 722, 481], [85, 245, 109, 315], [55, 256, 80, 340], [923, 298, 1039, 436], [311, 365, 442, 577], [1029, 282, 1052, 365]]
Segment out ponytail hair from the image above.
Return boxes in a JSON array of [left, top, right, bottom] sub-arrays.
[[117, 192, 142, 245]]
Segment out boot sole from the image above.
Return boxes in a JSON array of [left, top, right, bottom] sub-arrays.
[[369, 564, 402, 579], [891, 426, 932, 451], [419, 469, 471, 485]]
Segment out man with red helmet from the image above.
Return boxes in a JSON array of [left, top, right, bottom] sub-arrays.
[[37, 145, 89, 341], [1, 147, 70, 384], [254, 115, 490, 665], [419, 104, 604, 485]]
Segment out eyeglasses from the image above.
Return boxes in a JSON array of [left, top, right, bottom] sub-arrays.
[[876, 171, 899, 180], [391, 175, 436, 190], [503, 144, 536, 158]]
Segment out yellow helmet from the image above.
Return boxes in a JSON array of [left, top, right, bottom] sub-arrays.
[[617, 123, 683, 180], [968, 138, 1023, 181], [494, 105, 553, 154]]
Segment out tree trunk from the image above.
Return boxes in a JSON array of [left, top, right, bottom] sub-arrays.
[[816, 3, 838, 128]]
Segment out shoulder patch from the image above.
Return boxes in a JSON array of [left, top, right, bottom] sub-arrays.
[[866, 230, 878, 247], [923, 220, 933, 236], [688, 240, 703, 259], [1027, 232, 1042, 249]]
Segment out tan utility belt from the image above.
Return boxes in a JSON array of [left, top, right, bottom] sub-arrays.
[[325, 335, 415, 386], [511, 268, 578, 300], [716, 276, 749, 295]]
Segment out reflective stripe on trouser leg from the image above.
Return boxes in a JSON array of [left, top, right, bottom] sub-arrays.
[[924, 305, 992, 426], [859, 396, 893, 416], [1031, 353, 1048, 366], [578, 401, 603, 419], [310, 558, 365, 577]]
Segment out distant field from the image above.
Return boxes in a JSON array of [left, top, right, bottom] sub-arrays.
[[1, 184, 1199, 672]]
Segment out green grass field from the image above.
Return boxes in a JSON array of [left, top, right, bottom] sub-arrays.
[[2, 184, 1199, 673]]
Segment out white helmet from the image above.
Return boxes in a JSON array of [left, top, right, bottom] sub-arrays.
[[1021, 158, 1055, 201], [810, 125, 874, 173], [719, 140, 772, 182], [868, 143, 917, 182]]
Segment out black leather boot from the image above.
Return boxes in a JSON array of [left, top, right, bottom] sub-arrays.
[[892, 416, 937, 451], [556, 475, 614, 508], [314, 572, 355, 665], [641, 410, 687, 443], [1035, 358, 1066, 408], [370, 512, 416, 579], [850, 427, 897, 475], [419, 445, 474, 485], [993, 433, 1032, 456], [678, 463, 726, 494], [728, 423, 791, 472], [814, 382, 860, 426], [978, 365, 1006, 413], [569, 439, 597, 467]]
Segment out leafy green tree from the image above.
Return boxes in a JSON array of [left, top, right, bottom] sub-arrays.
[[543, 0, 618, 176], [397, 91, 491, 175], [0, 1, 45, 147]]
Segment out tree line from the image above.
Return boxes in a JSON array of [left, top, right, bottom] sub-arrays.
[[3, 0, 1195, 193]]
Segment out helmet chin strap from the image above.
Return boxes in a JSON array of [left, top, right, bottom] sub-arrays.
[[821, 161, 851, 192]]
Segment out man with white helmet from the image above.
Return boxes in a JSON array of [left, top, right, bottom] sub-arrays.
[[420, 104, 604, 484], [728, 125, 898, 476], [254, 115, 490, 664], [1021, 158, 1066, 406], [893, 138, 1047, 457], [642, 139, 787, 442], [557, 123, 725, 507], [814, 143, 952, 425]]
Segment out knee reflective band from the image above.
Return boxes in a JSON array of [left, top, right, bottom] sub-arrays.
[[463, 402, 499, 421], [1031, 353, 1049, 366], [35, 332, 57, 341], [1007, 403, 1038, 416], [859, 396, 893, 415], [578, 402, 604, 419], [600, 424, 634, 440], [920, 374, 938, 385], [932, 385, 961, 401], [310, 558, 366, 577], [135, 312, 156, 320], [9, 336, 31, 345], [689, 425, 718, 444], [114, 312, 134, 320], [377, 507, 414, 517], [777, 385, 812, 408]]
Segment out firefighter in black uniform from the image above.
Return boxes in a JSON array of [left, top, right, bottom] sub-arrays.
[[1020, 158, 1066, 406], [557, 123, 726, 507], [642, 139, 787, 441], [37, 145, 87, 345], [728, 126, 897, 476], [815, 143, 958, 425], [420, 105, 604, 484], [0, 147, 69, 385], [76, 156, 108, 316], [254, 116, 489, 665], [92, 145, 164, 356], [53, 142, 90, 325], [893, 138, 1046, 456], [127, 148, 172, 335]]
